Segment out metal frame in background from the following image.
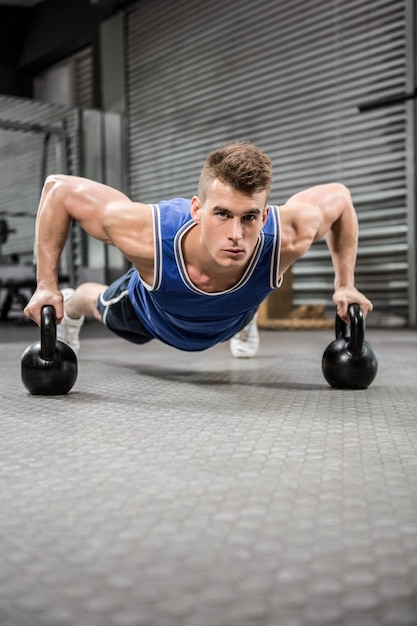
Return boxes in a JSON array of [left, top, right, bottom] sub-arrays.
[[0, 117, 76, 287]]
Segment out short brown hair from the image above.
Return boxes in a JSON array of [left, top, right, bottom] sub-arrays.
[[198, 141, 273, 201]]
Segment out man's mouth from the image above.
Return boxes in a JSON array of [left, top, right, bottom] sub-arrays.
[[223, 247, 244, 257]]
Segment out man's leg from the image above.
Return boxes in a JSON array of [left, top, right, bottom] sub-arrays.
[[64, 282, 107, 322], [57, 282, 107, 356], [229, 312, 260, 358], [58, 268, 153, 354]]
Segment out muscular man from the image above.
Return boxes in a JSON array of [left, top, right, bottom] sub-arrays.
[[24, 142, 373, 358]]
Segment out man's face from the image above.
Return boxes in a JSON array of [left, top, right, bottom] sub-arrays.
[[190, 178, 269, 271]]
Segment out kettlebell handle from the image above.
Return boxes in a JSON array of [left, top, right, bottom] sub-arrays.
[[335, 303, 365, 357], [40, 305, 57, 361]]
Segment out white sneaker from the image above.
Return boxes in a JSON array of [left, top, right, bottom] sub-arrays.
[[230, 313, 259, 358], [56, 288, 85, 357]]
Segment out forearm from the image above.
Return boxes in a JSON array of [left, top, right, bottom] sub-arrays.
[[325, 189, 373, 319], [325, 188, 359, 289], [34, 178, 73, 288]]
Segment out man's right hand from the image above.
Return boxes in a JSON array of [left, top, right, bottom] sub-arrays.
[[24, 287, 64, 327]]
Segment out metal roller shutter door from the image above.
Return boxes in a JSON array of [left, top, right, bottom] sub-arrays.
[[75, 47, 95, 110], [126, 0, 411, 326]]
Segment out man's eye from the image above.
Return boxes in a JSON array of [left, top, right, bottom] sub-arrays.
[[244, 215, 256, 222]]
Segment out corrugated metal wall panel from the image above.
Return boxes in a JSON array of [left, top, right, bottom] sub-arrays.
[[75, 47, 94, 109], [126, 0, 409, 325]]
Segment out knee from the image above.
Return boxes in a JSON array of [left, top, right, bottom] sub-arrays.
[[70, 282, 108, 320], [92, 304, 103, 323]]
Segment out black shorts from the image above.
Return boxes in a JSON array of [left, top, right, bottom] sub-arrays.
[[96, 268, 154, 345]]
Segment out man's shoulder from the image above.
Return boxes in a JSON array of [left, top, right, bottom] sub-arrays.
[[157, 198, 191, 214], [262, 204, 280, 235], [155, 198, 193, 233]]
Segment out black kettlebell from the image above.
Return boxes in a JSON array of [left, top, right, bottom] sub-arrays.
[[322, 303, 378, 389], [21, 305, 78, 395]]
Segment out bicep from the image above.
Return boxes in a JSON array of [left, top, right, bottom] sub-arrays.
[[284, 183, 352, 241], [101, 199, 154, 262], [44, 175, 151, 250], [50, 175, 132, 242], [279, 186, 347, 271]]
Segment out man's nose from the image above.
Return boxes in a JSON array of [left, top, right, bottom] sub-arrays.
[[229, 219, 242, 241]]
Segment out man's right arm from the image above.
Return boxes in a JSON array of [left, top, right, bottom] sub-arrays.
[[24, 174, 153, 326]]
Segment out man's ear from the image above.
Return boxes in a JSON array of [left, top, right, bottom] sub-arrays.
[[262, 205, 270, 226], [190, 195, 202, 223]]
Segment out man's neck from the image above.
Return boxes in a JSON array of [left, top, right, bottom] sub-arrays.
[[182, 225, 248, 293]]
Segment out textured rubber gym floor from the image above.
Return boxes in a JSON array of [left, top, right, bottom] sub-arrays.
[[0, 320, 416, 626]]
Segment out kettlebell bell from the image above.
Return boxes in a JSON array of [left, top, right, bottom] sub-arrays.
[[21, 305, 78, 395], [322, 303, 378, 389]]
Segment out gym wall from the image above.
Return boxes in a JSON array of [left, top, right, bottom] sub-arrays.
[[124, 0, 414, 327]]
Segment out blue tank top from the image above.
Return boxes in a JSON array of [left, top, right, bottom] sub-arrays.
[[128, 198, 281, 351]]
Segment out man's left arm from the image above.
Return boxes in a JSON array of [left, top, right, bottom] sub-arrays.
[[284, 183, 373, 323], [323, 185, 373, 322]]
